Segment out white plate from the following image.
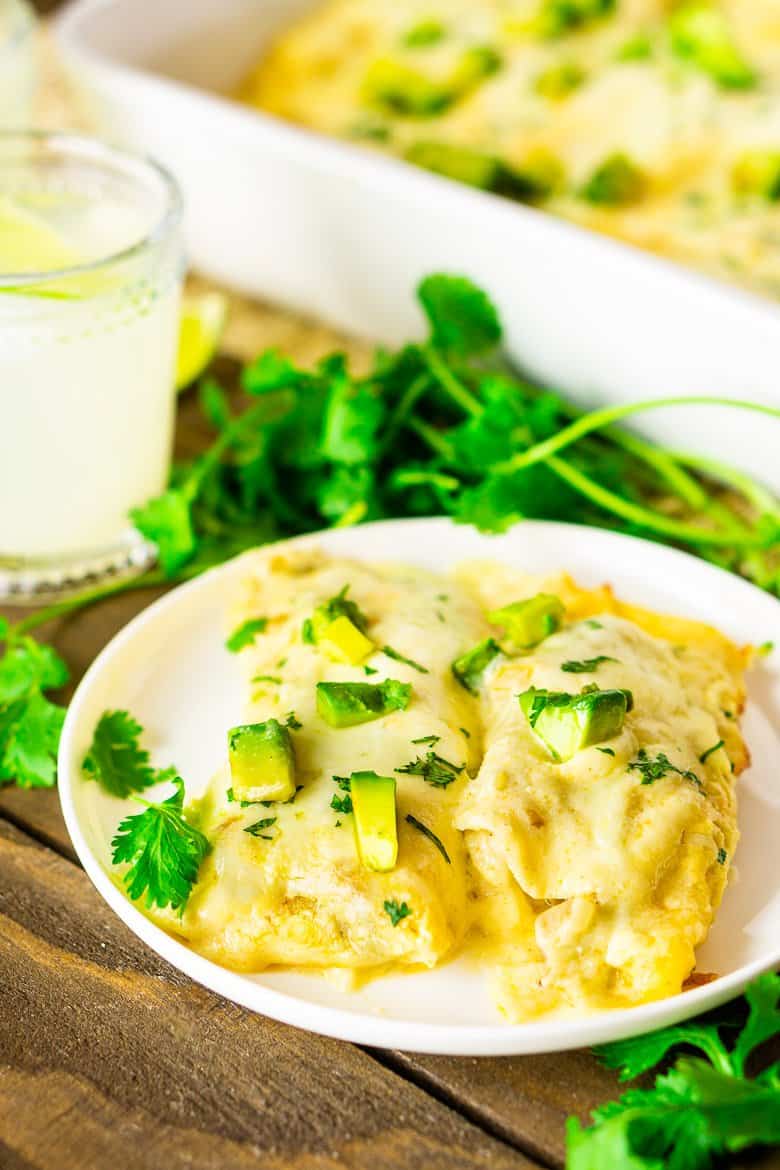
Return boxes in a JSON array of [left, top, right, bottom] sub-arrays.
[[58, 519, 780, 1055], [55, 0, 780, 491]]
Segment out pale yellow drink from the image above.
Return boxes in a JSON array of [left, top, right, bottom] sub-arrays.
[[0, 133, 183, 593]]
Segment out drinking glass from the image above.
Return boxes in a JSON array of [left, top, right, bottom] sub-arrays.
[[0, 131, 184, 600], [0, 0, 36, 126]]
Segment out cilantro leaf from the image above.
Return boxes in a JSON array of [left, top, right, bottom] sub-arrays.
[[111, 775, 210, 911], [0, 632, 69, 790], [384, 899, 412, 926], [131, 488, 196, 577], [396, 750, 464, 788], [628, 748, 701, 788], [2, 692, 65, 788], [82, 710, 158, 798], [244, 815, 277, 838], [226, 617, 268, 653], [405, 813, 451, 863], [561, 656, 617, 673], [382, 645, 429, 674], [417, 274, 502, 358], [596, 1022, 733, 1081], [733, 972, 780, 1076], [320, 367, 385, 465]]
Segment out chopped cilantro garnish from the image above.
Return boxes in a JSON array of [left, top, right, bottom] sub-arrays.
[[412, 734, 440, 745], [596, 746, 615, 756], [699, 740, 725, 764], [717, 847, 728, 865], [364, 664, 378, 675], [285, 712, 302, 730], [252, 674, 282, 685], [396, 750, 464, 788], [226, 617, 267, 653], [244, 815, 277, 838], [382, 645, 429, 674], [561, 655, 616, 673], [460, 726, 471, 739], [757, 641, 774, 657], [405, 813, 451, 863], [628, 748, 701, 788], [111, 775, 210, 910], [383, 899, 413, 926], [331, 793, 353, 815]]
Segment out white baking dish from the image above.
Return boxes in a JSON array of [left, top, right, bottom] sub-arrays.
[[55, 0, 780, 489]]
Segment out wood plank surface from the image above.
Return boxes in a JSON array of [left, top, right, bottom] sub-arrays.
[[0, 817, 538, 1170]]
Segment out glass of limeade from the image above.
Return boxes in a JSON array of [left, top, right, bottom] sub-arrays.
[[0, 0, 36, 126], [0, 131, 183, 600]]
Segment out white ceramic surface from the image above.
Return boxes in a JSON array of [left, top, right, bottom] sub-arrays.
[[58, 518, 780, 1055], [54, 0, 780, 492]]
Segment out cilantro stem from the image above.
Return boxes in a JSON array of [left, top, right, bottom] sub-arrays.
[[495, 396, 780, 475], [381, 372, 430, 451], [408, 416, 457, 460], [670, 450, 780, 522], [423, 345, 482, 416], [546, 456, 768, 547]]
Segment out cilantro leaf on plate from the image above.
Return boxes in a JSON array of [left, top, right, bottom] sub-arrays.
[[82, 709, 159, 798], [226, 617, 268, 653], [111, 775, 210, 911]]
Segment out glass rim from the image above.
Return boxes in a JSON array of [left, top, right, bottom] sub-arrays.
[[0, 0, 34, 63], [0, 129, 184, 288]]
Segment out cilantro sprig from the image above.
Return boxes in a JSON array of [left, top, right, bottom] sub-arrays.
[[111, 775, 210, 911], [567, 972, 780, 1168], [396, 749, 464, 788]]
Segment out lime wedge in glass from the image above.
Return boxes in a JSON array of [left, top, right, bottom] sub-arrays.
[[176, 292, 228, 389], [0, 193, 81, 275]]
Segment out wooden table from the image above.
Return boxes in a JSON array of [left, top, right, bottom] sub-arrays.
[[0, 10, 776, 1169]]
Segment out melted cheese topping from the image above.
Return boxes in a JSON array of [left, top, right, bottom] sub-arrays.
[[155, 546, 749, 1019], [243, 0, 780, 297], [175, 547, 488, 973]]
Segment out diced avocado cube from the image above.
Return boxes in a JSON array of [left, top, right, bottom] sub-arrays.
[[406, 141, 501, 190], [669, 3, 755, 89], [350, 771, 398, 871], [451, 637, 502, 694], [318, 615, 375, 665], [316, 680, 412, 728], [227, 719, 295, 803], [580, 153, 646, 206], [489, 593, 565, 649], [519, 686, 630, 761], [732, 150, 780, 201], [534, 61, 585, 99], [363, 59, 452, 117], [309, 586, 369, 644]]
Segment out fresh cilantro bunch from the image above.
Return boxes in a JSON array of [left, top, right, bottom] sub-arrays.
[[0, 617, 68, 787], [129, 273, 779, 596], [567, 972, 780, 1168]]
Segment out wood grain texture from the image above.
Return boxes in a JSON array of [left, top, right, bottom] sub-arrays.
[[0, 817, 538, 1170]]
